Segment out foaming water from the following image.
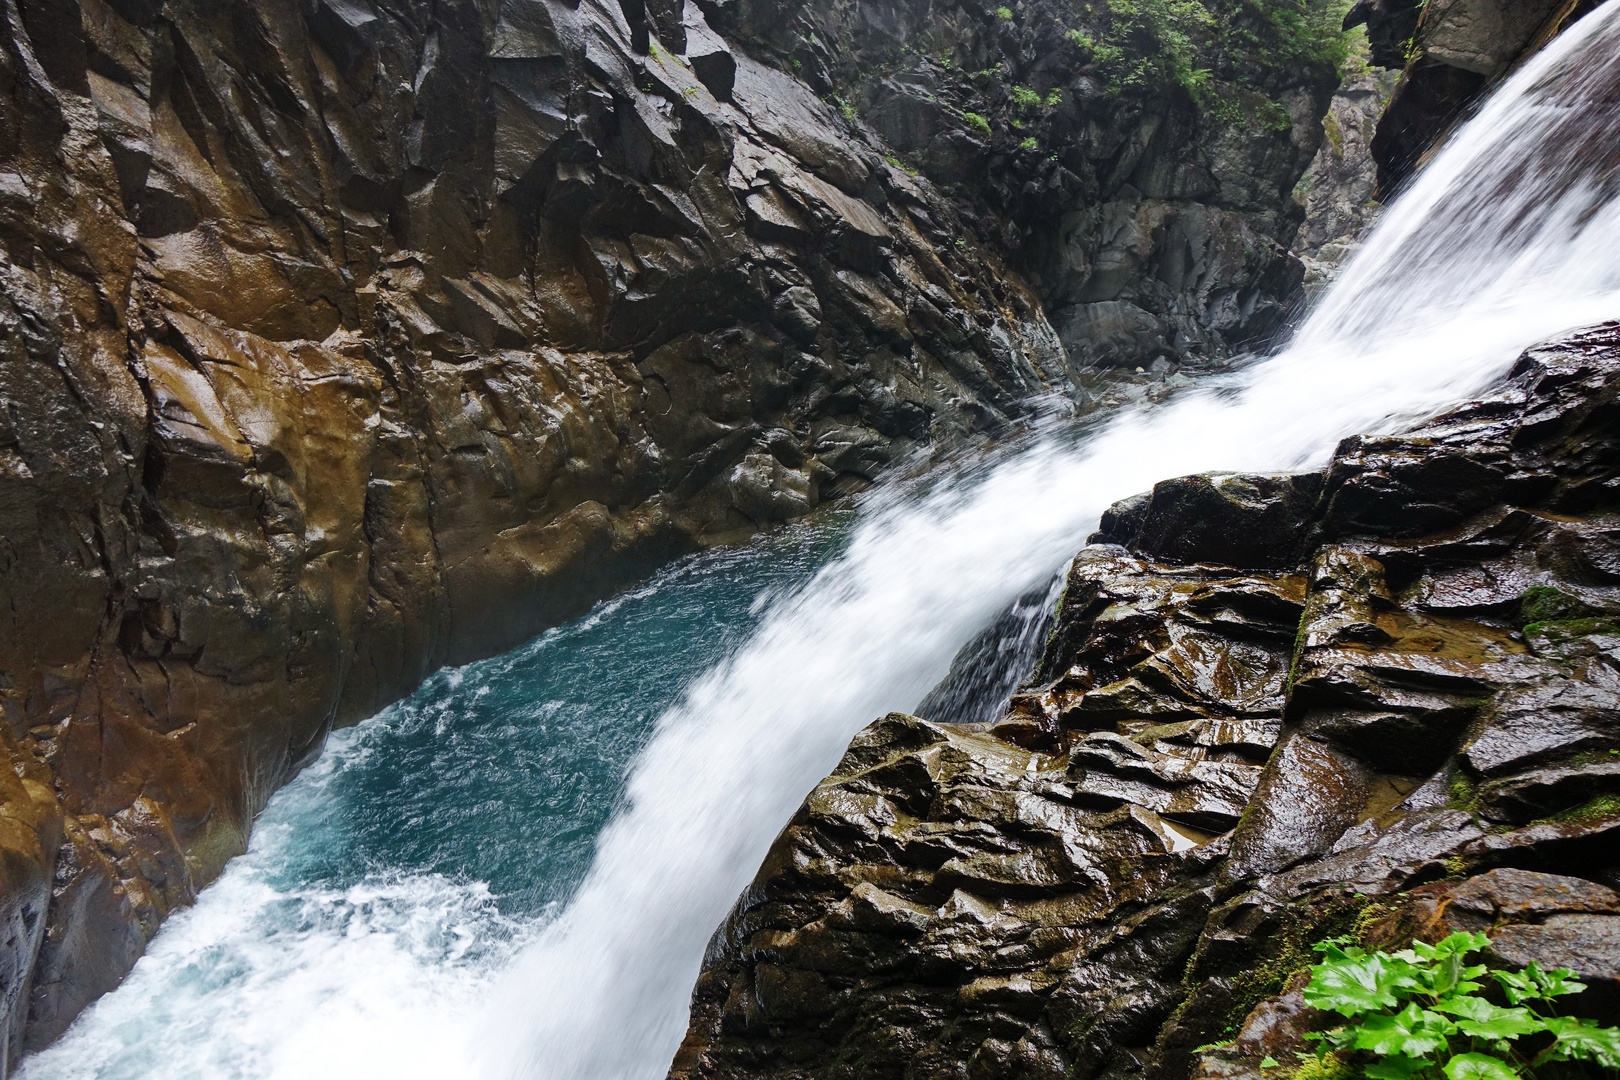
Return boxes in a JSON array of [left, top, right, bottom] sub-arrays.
[[490, 9, 1620, 1078], [17, 528, 845, 1080], [21, 6, 1620, 1078]]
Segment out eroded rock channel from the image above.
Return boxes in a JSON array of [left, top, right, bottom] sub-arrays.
[[672, 324, 1620, 1080]]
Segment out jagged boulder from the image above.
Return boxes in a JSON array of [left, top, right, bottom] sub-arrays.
[[670, 322, 1620, 1080], [1365, 0, 1600, 192]]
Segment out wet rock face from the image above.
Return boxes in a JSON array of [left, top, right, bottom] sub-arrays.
[[711, 0, 1344, 373], [1365, 0, 1599, 193], [671, 323, 1620, 1080], [1289, 64, 1399, 296], [0, 0, 1082, 1054]]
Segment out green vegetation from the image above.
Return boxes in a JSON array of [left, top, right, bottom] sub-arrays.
[[1295, 1055, 1360, 1080], [1009, 85, 1063, 115], [1225, 894, 1386, 1031], [1019, 135, 1038, 150], [962, 110, 992, 134], [1302, 932, 1620, 1080], [1540, 791, 1620, 825], [885, 153, 920, 176], [1059, 0, 1353, 116], [996, 4, 1015, 17], [1322, 112, 1345, 156], [1517, 586, 1592, 627], [1507, 586, 1620, 643]]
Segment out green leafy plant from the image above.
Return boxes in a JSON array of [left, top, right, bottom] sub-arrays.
[[885, 153, 918, 176], [1057, 0, 1352, 117], [962, 110, 991, 135], [996, 4, 1014, 17], [1018, 135, 1038, 151], [1303, 932, 1620, 1080]]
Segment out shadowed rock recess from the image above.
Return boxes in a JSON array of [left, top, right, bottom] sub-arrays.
[[672, 322, 1620, 1080], [723, 0, 1346, 372]]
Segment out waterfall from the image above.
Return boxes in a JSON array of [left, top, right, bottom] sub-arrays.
[[486, 6, 1620, 1078]]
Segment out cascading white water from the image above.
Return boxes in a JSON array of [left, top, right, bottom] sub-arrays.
[[487, 7, 1620, 1078]]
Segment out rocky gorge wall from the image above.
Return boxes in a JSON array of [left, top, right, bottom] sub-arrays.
[[0, 0, 1582, 1064], [720, 0, 1349, 373], [670, 322, 1620, 1080], [0, 0, 1092, 1058], [1358, 0, 1600, 194], [0, 0, 1375, 1060]]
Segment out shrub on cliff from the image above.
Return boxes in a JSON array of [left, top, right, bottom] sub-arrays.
[[1302, 932, 1620, 1080]]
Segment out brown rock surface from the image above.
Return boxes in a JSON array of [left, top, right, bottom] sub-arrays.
[[670, 323, 1620, 1080], [0, 0, 1099, 1055]]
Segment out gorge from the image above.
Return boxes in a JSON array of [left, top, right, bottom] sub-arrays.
[[0, 0, 1617, 1075]]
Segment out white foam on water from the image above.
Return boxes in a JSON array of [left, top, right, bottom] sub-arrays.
[[20, 4, 1620, 1078], [17, 723, 524, 1080]]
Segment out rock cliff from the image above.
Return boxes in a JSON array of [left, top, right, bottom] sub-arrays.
[[0, 0, 1362, 1058], [717, 0, 1348, 371], [671, 322, 1620, 1080], [0, 0, 1085, 1056], [1360, 0, 1599, 193], [1289, 62, 1397, 296]]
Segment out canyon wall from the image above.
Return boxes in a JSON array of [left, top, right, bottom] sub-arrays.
[[722, 0, 1347, 372], [3, 0, 1577, 1060], [670, 321, 1620, 1080], [1, 0, 1087, 1056], [0, 0, 1359, 1058]]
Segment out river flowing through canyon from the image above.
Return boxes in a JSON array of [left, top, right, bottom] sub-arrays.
[[17, 3, 1620, 1078]]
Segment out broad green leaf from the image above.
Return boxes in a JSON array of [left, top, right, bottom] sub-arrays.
[[1434, 996, 1544, 1040], [1305, 1027, 1356, 1050], [1442, 1052, 1519, 1080], [1528, 963, 1586, 999], [1351, 1006, 1453, 1057], [1313, 936, 1363, 957], [1365, 1054, 1431, 1080], [1496, 961, 1586, 1003], [1260, 1056, 1279, 1068], [1490, 970, 1535, 1006], [1431, 952, 1464, 996], [1306, 952, 1405, 1016], [1413, 933, 1490, 962], [1543, 1016, 1620, 1069]]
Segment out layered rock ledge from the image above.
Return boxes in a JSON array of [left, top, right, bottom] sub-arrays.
[[671, 322, 1620, 1080]]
